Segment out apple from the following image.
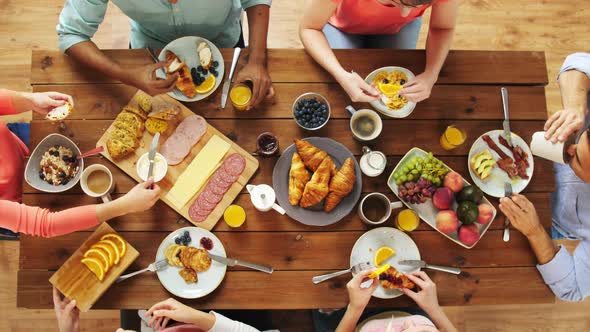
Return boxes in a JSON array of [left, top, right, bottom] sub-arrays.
[[444, 171, 464, 193], [436, 210, 459, 234], [433, 187, 454, 210], [477, 203, 494, 224], [459, 224, 480, 246]]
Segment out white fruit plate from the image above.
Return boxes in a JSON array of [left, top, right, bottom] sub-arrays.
[[387, 147, 497, 249]]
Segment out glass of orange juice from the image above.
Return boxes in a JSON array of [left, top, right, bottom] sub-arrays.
[[440, 125, 467, 150], [395, 209, 420, 232], [224, 205, 246, 228], [230, 83, 252, 111]]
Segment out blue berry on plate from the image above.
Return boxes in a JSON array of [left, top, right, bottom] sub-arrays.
[[212, 61, 219, 67], [175, 237, 181, 244]]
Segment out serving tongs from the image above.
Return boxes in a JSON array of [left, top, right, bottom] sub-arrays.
[[145, 47, 184, 98]]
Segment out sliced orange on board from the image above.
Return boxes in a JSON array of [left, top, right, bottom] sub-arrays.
[[98, 239, 121, 264], [82, 233, 127, 281], [83, 248, 110, 272], [81, 257, 105, 281]]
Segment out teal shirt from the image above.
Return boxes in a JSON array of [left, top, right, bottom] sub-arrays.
[[57, 0, 272, 52]]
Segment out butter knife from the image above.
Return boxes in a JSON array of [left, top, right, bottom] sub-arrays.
[[147, 132, 160, 188], [207, 252, 273, 274], [221, 47, 242, 109], [398, 260, 461, 275], [501, 87, 513, 146]]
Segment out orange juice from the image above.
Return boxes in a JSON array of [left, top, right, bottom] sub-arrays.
[[440, 125, 467, 150], [230, 84, 252, 111], [224, 205, 246, 228], [395, 209, 420, 232]]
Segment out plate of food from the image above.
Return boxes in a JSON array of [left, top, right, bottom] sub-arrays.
[[468, 130, 534, 198], [25, 133, 83, 193], [272, 137, 362, 226], [365, 66, 416, 118], [157, 36, 225, 102], [388, 148, 497, 249], [156, 227, 227, 299], [350, 227, 420, 299]]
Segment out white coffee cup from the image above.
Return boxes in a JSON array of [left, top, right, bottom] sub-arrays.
[[80, 164, 114, 203], [530, 131, 574, 164], [358, 192, 403, 225], [346, 106, 383, 141]]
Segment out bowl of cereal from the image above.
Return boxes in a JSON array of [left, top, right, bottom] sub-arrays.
[[365, 66, 416, 118], [25, 134, 83, 193]]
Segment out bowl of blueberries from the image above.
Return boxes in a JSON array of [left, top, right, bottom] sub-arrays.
[[292, 92, 331, 131]]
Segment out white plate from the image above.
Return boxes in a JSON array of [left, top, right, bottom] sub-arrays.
[[468, 130, 534, 198], [350, 227, 420, 299], [157, 36, 225, 102], [155, 227, 227, 299], [365, 66, 417, 118], [387, 147, 497, 249]]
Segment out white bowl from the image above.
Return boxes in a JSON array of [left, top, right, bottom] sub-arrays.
[[365, 66, 417, 118], [25, 134, 83, 193], [292, 92, 331, 131], [136, 152, 168, 182]]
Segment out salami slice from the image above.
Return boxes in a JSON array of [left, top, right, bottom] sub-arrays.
[[222, 153, 246, 176], [202, 186, 223, 204], [209, 181, 229, 195], [197, 193, 217, 211], [189, 204, 210, 222], [211, 169, 234, 187], [218, 167, 240, 183]]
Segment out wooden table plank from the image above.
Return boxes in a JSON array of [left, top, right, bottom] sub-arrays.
[[31, 83, 548, 121], [31, 49, 548, 85], [19, 229, 544, 271], [21, 192, 551, 233], [17, 267, 554, 309]]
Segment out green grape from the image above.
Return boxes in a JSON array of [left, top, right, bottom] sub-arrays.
[[426, 163, 433, 169], [400, 175, 408, 182], [396, 179, 402, 186], [403, 166, 409, 173], [411, 169, 419, 175], [393, 173, 399, 179], [416, 164, 422, 171]]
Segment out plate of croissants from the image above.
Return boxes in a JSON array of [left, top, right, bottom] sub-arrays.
[[272, 137, 362, 226]]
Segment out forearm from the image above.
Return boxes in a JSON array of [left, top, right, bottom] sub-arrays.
[[335, 304, 364, 332], [183, 310, 216, 330], [300, 29, 347, 80], [66, 41, 130, 84], [245, 5, 270, 66], [424, 27, 454, 79], [424, 306, 457, 332], [527, 225, 559, 265], [0, 89, 33, 114], [559, 70, 590, 114], [95, 197, 131, 223]]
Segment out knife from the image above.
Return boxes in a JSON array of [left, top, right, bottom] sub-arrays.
[[208, 252, 273, 274], [398, 260, 461, 275], [221, 47, 242, 109], [503, 182, 513, 242], [501, 87, 513, 146], [147, 132, 160, 189]]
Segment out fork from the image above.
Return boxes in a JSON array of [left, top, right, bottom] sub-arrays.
[[145, 47, 184, 98], [503, 182, 513, 242], [116, 259, 168, 283], [312, 262, 372, 284]]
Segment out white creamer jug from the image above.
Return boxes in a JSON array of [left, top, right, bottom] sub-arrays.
[[246, 184, 286, 215]]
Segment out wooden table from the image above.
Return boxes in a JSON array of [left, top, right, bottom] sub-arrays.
[[18, 49, 555, 310]]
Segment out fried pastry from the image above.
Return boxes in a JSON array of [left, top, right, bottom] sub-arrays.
[[179, 267, 198, 283], [379, 267, 415, 290], [294, 139, 328, 172], [165, 244, 184, 267], [288, 152, 311, 206], [188, 248, 212, 272], [324, 157, 356, 212], [300, 157, 333, 208]]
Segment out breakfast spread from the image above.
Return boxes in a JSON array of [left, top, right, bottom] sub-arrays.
[[81, 233, 127, 281], [46, 102, 73, 121], [160, 114, 207, 165], [39, 145, 79, 185], [372, 70, 408, 110], [379, 266, 415, 290], [482, 134, 530, 179]]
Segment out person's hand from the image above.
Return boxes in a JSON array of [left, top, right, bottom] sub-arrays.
[[400, 320, 439, 332], [119, 178, 161, 214], [24, 92, 74, 115], [346, 270, 379, 310], [234, 62, 274, 110], [336, 70, 380, 103], [125, 63, 178, 96], [401, 271, 440, 313], [53, 287, 80, 332], [399, 72, 437, 103], [544, 109, 586, 143], [145, 298, 202, 330], [499, 194, 543, 238]]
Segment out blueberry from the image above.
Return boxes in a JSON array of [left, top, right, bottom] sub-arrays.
[[383, 78, 390, 84], [191, 67, 197, 75], [61, 179, 69, 185], [321, 104, 327, 110], [175, 237, 181, 244], [197, 65, 203, 71], [59, 171, 66, 178], [400, 79, 406, 85], [212, 61, 219, 67], [39, 171, 45, 179], [211, 70, 218, 78], [183, 231, 189, 237]]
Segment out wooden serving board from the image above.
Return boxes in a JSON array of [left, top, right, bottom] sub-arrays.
[[96, 92, 259, 230], [49, 223, 139, 312]]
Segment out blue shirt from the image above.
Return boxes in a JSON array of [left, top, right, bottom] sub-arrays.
[[541, 53, 590, 301], [56, 0, 272, 52]]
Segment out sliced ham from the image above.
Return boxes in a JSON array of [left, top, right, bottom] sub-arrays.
[[161, 115, 207, 165]]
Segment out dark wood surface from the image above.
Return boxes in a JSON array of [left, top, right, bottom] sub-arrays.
[[19, 49, 555, 309]]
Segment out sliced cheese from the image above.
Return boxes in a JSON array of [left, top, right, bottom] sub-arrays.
[[165, 135, 231, 209]]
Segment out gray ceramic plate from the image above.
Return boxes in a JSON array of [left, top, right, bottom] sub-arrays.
[[272, 137, 362, 226], [25, 133, 83, 193]]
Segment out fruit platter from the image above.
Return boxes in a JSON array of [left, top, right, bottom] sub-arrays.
[[388, 147, 497, 249]]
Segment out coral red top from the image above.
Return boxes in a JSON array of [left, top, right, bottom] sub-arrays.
[[0, 91, 99, 237], [328, 0, 436, 34]]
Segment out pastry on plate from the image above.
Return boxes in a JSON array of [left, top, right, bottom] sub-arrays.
[[179, 267, 198, 283], [294, 139, 328, 172], [288, 152, 311, 206], [379, 266, 415, 290], [300, 157, 333, 208], [165, 244, 184, 267], [165, 50, 196, 98], [324, 157, 355, 212]]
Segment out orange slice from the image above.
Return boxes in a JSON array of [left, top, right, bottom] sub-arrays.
[[374, 247, 396, 267], [83, 247, 110, 272], [91, 243, 114, 266], [97, 239, 121, 265], [195, 75, 215, 94], [369, 264, 391, 279], [100, 233, 127, 259], [81, 257, 105, 281]]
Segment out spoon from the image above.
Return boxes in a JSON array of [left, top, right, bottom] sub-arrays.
[[77, 146, 105, 160]]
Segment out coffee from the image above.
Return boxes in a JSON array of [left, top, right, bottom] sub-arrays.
[[352, 115, 377, 138], [86, 170, 110, 194], [362, 196, 388, 222]]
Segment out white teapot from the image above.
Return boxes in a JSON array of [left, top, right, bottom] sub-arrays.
[[246, 184, 286, 215]]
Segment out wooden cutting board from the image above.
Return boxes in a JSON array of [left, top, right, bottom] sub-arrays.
[[96, 92, 259, 230], [49, 223, 139, 312]]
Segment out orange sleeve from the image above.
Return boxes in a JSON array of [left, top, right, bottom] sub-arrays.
[[0, 90, 17, 115], [0, 200, 100, 237]]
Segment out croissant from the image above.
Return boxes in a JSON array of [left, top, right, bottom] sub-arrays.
[[288, 152, 311, 205], [165, 51, 196, 98], [294, 138, 338, 176], [324, 157, 356, 212], [300, 157, 333, 208]]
